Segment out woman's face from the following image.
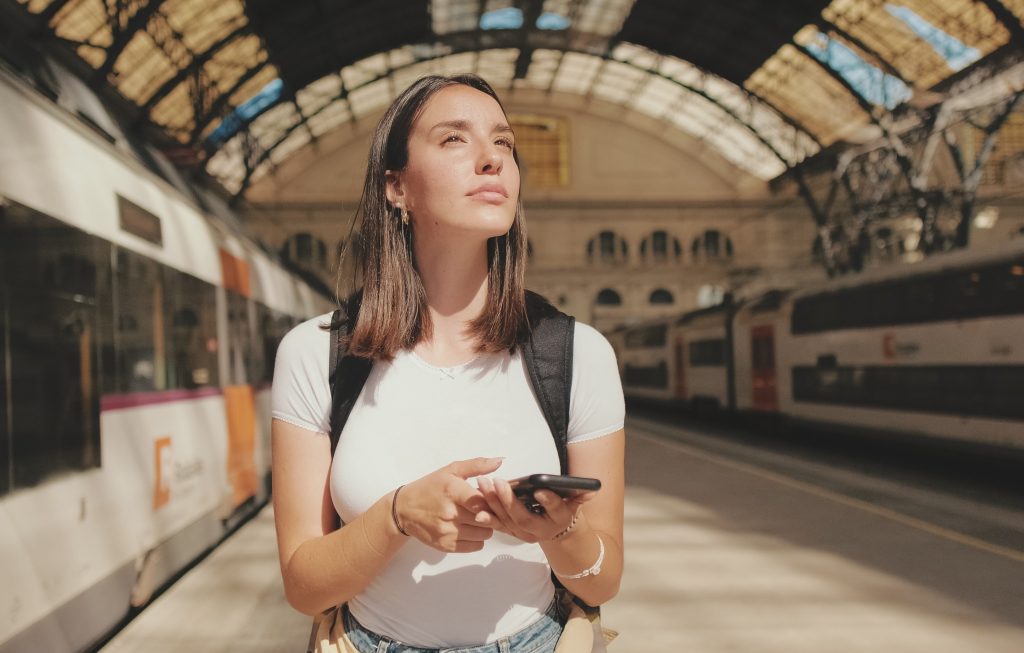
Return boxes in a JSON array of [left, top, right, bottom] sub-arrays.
[[387, 84, 520, 240]]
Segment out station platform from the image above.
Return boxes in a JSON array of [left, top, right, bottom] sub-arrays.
[[101, 418, 1024, 653]]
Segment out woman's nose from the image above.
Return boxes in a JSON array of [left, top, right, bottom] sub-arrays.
[[477, 147, 503, 175]]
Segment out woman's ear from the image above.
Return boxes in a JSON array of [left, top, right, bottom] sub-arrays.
[[384, 170, 403, 207]]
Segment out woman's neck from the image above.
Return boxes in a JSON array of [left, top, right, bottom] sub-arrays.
[[412, 234, 489, 357]]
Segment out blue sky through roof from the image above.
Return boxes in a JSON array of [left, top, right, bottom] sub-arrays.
[[805, 30, 911, 109], [885, 4, 981, 71], [480, 7, 570, 30], [207, 78, 285, 147]]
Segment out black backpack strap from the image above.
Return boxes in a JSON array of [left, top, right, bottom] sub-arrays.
[[522, 292, 575, 475], [327, 299, 372, 455]]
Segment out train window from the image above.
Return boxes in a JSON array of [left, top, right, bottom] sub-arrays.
[[794, 364, 1024, 421], [623, 361, 668, 389], [163, 268, 219, 390], [257, 304, 293, 385], [624, 324, 667, 349], [114, 248, 164, 393], [688, 339, 727, 366], [1, 202, 109, 493]]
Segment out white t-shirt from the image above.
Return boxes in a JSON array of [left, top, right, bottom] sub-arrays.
[[271, 311, 624, 647]]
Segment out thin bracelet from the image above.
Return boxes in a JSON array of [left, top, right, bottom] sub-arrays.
[[391, 485, 409, 536], [551, 508, 581, 540], [552, 535, 604, 579]]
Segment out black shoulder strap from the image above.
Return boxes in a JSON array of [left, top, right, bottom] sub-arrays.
[[522, 291, 575, 475], [328, 298, 372, 454]]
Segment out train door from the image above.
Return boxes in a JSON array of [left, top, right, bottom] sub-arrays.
[[751, 325, 777, 411], [674, 336, 687, 401]]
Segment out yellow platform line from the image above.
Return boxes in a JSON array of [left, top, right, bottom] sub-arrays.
[[631, 428, 1024, 564]]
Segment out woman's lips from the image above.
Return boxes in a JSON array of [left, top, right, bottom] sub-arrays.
[[468, 191, 508, 203]]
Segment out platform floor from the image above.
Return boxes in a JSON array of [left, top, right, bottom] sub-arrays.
[[102, 418, 1024, 652]]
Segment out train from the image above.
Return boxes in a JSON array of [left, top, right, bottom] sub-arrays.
[[608, 240, 1024, 451], [0, 54, 332, 653]]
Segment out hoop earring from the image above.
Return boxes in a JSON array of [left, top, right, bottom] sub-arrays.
[[400, 204, 410, 225]]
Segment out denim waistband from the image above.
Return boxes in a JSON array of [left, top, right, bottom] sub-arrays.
[[342, 598, 563, 653]]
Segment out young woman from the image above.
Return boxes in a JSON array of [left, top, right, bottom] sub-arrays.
[[271, 74, 625, 653]]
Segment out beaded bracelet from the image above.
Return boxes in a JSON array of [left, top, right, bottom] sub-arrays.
[[552, 535, 604, 579], [551, 508, 581, 540], [391, 485, 409, 536]]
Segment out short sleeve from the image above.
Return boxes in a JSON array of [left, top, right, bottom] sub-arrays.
[[270, 313, 334, 435], [567, 321, 625, 444]]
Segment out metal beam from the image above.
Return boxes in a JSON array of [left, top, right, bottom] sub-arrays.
[[141, 21, 250, 113], [815, 18, 911, 86], [229, 36, 820, 197]]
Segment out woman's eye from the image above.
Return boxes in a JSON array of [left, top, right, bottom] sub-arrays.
[[443, 133, 463, 144], [496, 138, 514, 149]]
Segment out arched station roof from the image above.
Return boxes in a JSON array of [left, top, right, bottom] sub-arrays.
[[13, 0, 1023, 195]]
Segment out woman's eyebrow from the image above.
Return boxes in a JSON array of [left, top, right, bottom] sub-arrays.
[[429, 120, 513, 135]]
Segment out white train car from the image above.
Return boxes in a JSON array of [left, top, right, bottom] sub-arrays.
[[675, 304, 735, 409], [618, 318, 675, 402], [0, 57, 330, 653], [776, 240, 1024, 450]]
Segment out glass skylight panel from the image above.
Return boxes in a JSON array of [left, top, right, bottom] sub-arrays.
[[438, 52, 480, 76], [170, 0, 246, 53], [658, 56, 704, 88], [269, 127, 311, 166], [250, 101, 299, 151], [306, 100, 352, 138], [204, 78, 284, 147], [522, 49, 561, 88], [552, 52, 601, 95], [114, 34, 178, 103], [296, 75, 343, 115], [591, 60, 644, 105], [228, 64, 279, 109], [342, 53, 391, 90], [799, 27, 911, 109], [481, 7, 523, 30], [885, 4, 980, 71], [388, 46, 418, 70], [348, 78, 391, 118], [632, 76, 680, 116], [611, 42, 659, 71], [206, 135, 245, 194], [575, 0, 636, 37], [150, 84, 194, 138]]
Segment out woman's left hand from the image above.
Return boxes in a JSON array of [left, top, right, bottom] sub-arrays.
[[473, 477, 596, 543]]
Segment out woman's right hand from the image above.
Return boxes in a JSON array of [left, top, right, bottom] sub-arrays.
[[395, 457, 502, 553]]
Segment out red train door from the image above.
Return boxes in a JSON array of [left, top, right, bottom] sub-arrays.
[[751, 325, 777, 411], [674, 336, 687, 401]]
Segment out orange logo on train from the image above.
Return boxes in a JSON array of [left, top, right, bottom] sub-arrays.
[[153, 436, 173, 509]]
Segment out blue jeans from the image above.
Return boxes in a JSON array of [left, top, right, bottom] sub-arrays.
[[342, 599, 564, 653]]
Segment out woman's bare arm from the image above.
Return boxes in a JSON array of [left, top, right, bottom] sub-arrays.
[[272, 419, 406, 615]]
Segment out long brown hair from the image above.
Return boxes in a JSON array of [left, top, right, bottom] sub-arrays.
[[335, 74, 530, 360]]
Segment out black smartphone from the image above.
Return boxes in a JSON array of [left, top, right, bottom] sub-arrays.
[[508, 474, 601, 514]]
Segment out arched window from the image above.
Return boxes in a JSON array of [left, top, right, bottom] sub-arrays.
[[649, 288, 674, 305], [691, 229, 733, 262], [281, 232, 328, 269], [640, 230, 682, 264], [587, 230, 628, 265], [595, 288, 622, 306]]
